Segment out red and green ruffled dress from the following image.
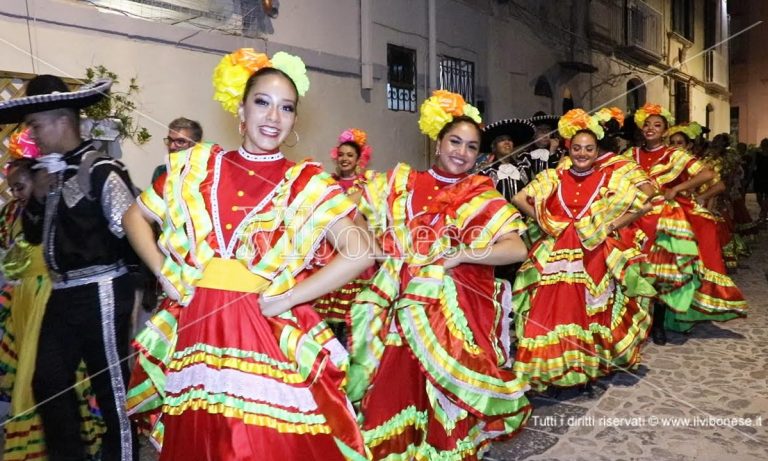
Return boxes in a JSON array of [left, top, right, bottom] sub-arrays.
[[125, 143, 366, 460], [347, 164, 531, 460], [314, 173, 376, 330], [632, 146, 747, 332], [512, 167, 655, 390]]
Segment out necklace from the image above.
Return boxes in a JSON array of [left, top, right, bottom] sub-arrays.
[[238, 147, 284, 162], [427, 168, 460, 184], [569, 167, 594, 177]]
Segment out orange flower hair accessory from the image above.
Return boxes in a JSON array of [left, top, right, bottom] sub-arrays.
[[418, 90, 481, 140], [558, 108, 604, 140], [212, 48, 310, 114], [330, 128, 373, 170], [667, 122, 703, 142], [634, 103, 674, 127], [594, 107, 625, 127]]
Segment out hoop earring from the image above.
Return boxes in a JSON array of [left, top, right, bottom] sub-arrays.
[[238, 120, 246, 137], [284, 130, 300, 148]]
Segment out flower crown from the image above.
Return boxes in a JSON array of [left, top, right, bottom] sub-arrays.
[[8, 127, 41, 159], [212, 48, 310, 114], [330, 128, 373, 170], [667, 121, 703, 141], [593, 107, 625, 128], [558, 108, 604, 140], [418, 90, 481, 140], [634, 103, 674, 127]]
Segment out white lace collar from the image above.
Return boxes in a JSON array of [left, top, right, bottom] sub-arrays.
[[238, 147, 284, 162]]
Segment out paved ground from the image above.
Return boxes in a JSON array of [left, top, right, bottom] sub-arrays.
[[488, 200, 768, 461]]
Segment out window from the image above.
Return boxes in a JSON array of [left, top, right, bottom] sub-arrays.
[[626, 78, 646, 113], [672, 0, 694, 41], [673, 80, 690, 124], [387, 44, 417, 112], [439, 56, 475, 104]]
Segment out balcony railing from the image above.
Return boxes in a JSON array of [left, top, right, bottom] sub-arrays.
[[588, 0, 624, 46], [625, 0, 662, 61], [704, 48, 729, 90]]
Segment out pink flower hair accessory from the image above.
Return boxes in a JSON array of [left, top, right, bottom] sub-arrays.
[[330, 128, 372, 170]]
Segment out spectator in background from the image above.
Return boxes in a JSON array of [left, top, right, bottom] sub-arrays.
[[756, 138, 768, 223], [151, 117, 203, 183]]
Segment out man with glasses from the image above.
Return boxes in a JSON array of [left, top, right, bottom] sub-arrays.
[[152, 117, 203, 182]]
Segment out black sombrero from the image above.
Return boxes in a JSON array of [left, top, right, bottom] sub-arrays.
[[528, 111, 560, 129], [481, 118, 535, 153], [0, 75, 112, 125]]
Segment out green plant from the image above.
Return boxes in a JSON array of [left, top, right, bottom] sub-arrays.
[[82, 65, 152, 145]]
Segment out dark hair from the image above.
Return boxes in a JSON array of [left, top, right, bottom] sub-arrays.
[[168, 117, 203, 142], [596, 119, 621, 153], [337, 141, 361, 159], [669, 131, 692, 144], [436, 115, 482, 141], [572, 129, 599, 146], [7, 158, 36, 177], [242, 67, 299, 103]]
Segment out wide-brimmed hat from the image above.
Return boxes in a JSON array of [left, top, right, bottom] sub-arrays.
[[0, 75, 112, 125], [528, 111, 560, 129], [481, 118, 535, 153]]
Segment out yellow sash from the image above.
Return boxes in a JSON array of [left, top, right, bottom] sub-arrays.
[[196, 257, 271, 293]]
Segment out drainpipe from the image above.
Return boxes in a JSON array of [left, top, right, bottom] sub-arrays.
[[361, 0, 373, 90], [428, 0, 437, 92]]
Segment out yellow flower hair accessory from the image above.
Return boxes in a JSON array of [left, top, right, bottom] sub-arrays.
[[594, 107, 625, 127], [667, 122, 703, 141], [558, 108, 604, 140], [212, 48, 310, 114], [634, 103, 674, 127], [418, 90, 482, 140], [270, 51, 310, 97]]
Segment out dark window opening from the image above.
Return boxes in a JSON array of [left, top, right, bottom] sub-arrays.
[[387, 44, 417, 112]]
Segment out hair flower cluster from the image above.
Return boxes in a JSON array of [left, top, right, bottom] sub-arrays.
[[558, 108, 604, 140], [634, 103, 674, 127], [212, 48, 310, 114], [8, 128, 40, 159], [418, 90, 482, 140], [667, 121, 703, 141], [330, 128, 373, 170], [594, 106, 625, 127]]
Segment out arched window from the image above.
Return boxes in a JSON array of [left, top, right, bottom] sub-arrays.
[[534, 75, 553, 98], [626, 78, 646, 113]]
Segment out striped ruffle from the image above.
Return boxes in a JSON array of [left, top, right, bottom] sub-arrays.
[[513, 228, 654, 391]]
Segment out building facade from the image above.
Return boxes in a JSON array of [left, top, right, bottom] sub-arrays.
[[729, 0, 768, 145], [0, 0, 730, 190]]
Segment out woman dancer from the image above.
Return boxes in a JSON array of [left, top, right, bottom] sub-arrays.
[[123, 48, 373, 460], [511, 109, 654, 391], [630, 104, 746, 344], [315, 129, 375, 344], [348, 90, 532, 460]]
